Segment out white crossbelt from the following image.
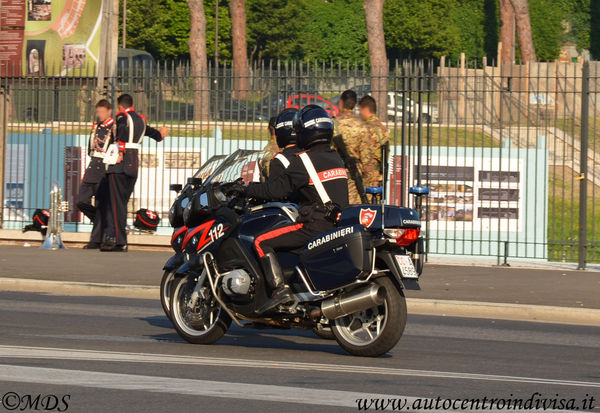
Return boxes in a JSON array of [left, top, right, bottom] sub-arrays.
[[274, 153, 290, 168], [89, 123, 111, 159], [299, 152, 332, 205], [121, 112, 146, 150]]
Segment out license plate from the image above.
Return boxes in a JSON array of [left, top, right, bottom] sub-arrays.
[[395, 254, 418, 279]]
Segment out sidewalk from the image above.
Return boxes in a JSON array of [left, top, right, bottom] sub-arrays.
[[1, 245, 598, 310]]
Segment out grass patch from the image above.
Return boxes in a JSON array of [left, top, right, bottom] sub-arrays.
[[389, 126, 496, 148], [554, 117, 600, 150], [547, 166, 600, 263]]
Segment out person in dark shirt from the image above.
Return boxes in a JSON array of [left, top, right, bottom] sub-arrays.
[[76, 99, 113, 249], [101, 94, 167, 252]]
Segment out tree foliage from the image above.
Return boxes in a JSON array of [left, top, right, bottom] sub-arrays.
[[300, 0, 368, 61], [383, 0, 461, 60], [246, 0, 303, 61], [119, 0, 599, 63]]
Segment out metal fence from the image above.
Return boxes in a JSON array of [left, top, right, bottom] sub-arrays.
[[1, 58, 598, 266]]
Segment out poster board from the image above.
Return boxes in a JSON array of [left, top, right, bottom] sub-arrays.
[[1, 0, 102, 76]]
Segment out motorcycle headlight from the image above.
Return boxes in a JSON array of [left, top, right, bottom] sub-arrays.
[[168, 204, 177, 227], [183, 199, 193, 227]]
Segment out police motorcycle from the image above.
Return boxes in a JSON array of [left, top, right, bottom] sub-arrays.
[[161, 155, 228, 320], [168, 154, 424, 357]]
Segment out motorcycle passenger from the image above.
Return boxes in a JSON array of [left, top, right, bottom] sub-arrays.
[[268, 108, 301, 178], [229, 105, 349, 312]]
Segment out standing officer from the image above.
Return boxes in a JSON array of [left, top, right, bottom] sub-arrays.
[[101, 94, 167, 252], [228, 105, 349, 312], [332, 89, 375, 204], [76, 99, 113, 249], [358, 95, 390, 188]]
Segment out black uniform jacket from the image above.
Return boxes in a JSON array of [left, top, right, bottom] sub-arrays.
[[268, 145, 302, 203], [82, 117, 114, 184], [269, 145, 302, 178], [106, 107, 163, 178], [247, 143, 349, 222]]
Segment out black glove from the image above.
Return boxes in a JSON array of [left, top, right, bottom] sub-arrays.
[[222, 182, 247, 197]]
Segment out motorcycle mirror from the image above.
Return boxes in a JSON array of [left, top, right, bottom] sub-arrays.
[[170, 184, 183, 192], [189, 177, 203, 186]]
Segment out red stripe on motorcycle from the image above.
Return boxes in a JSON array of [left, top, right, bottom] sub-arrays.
[[171, 226, 188, 244]]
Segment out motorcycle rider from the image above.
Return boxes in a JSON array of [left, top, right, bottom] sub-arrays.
[[228, 105, 349, 312], [268, 108, 301, 178]]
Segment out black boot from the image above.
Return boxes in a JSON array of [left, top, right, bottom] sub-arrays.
[[257, 252, 293, 313], [100, 236, 116, 252], [83, 242, 100, 249]]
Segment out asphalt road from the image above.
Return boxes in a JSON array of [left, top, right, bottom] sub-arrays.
[[0, 292, 598, 412]]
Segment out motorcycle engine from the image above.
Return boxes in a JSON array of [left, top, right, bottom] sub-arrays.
[[221, 269, 252, 297]]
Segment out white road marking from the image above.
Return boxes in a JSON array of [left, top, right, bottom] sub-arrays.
[[0, 364, 411, 410], [0, 345, 598, 389]]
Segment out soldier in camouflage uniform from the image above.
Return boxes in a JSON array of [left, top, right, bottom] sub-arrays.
[[259, 116, 279, 180], [358, 95, 390, 189], [333, 90, 380, 204]]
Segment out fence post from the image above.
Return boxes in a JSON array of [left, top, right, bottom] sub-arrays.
[[0, 86, 5, 228], [578, 61, 589, 270]]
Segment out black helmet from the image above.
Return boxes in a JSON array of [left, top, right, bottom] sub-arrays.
[[274, 108, 298, 148], [293, 104, 334, 149]]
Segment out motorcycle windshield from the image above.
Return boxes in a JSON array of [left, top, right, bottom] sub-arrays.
[[192, 154, 228, 182], [203, 149, 263, 185]]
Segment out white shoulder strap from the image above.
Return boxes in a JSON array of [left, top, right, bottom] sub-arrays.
[[299, 152, 331, 205], [126, 113, 134, 143], [274, 153, 290, 169]]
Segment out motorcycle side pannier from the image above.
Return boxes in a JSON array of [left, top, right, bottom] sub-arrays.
[[300, 225, 372, 291]]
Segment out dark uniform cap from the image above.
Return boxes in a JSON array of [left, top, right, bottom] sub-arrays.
[[293, 104, 334, 149], [275, 108, 298, 148]]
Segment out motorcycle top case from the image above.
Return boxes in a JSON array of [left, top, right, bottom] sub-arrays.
[[338, 205, 421, 230], [300, 225, 372, 291]]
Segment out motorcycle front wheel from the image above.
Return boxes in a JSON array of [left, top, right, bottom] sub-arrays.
[[160, 270, 177, 322], [331, 276, 407, 357], [170, 273, 231, 344]]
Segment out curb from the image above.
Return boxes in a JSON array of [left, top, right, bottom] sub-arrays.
[[0, 277, 158, 300], [0, 229, 171, 249], [407, 298, 600, 326], [1, 277, 599, 326]]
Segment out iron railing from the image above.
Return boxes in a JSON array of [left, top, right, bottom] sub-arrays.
[[1, 58, 598, 266]]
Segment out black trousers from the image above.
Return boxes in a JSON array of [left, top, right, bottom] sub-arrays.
[[253, 220, 332, 258], [76, 177, 109, 244], [104, 173, 136, 246]]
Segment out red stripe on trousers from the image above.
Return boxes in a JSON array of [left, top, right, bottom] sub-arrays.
[[254, 223, 304, 258], [110, 174, 119, 244]]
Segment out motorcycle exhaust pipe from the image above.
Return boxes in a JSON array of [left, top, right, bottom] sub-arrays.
[[317, 284, 387, 321]]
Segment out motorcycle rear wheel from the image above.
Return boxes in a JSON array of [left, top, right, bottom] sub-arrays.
[[331, 276, 407, 357], [170, 273, 231, 344]]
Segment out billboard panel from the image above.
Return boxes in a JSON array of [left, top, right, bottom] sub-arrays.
[[1, 0, 102, 76]]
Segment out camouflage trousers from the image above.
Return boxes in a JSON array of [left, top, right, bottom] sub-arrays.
[[347, 171, 382, 205]]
